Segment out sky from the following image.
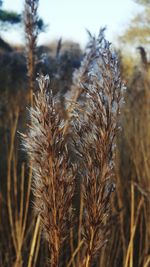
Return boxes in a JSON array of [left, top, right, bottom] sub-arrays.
[[2, 0, 142, 48]]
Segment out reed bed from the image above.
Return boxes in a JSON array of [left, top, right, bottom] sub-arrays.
[[0, 0, 150, 266]]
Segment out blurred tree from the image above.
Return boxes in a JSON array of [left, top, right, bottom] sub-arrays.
[[0, 0, 46, 51], [0, 0, 21, 25], [120, 0, 150, 46], [134, 0, 150, 4], [0, 0, 45, 31], [0, 9, 21, 25]]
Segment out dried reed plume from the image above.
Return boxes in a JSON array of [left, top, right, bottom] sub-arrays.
[[72, 29, 124, 266], [24, 0, 39, 103], [65, 29, 106, 134], [22, 75, 75, 266]]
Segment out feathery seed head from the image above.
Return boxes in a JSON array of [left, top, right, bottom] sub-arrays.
[[23, 74, 75, 266]]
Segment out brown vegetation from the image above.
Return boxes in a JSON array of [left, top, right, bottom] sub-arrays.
[[0, 0, 150, 267]]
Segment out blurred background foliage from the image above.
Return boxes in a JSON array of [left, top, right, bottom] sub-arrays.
[[120, 0, 150, 45]]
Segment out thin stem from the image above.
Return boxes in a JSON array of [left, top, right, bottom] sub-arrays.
[[85, 227, 94, 267], [67, 239, 84, 267], [27, 215, 41, 267]]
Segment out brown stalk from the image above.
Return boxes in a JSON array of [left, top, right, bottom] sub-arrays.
[[24, 0, 39, 104], [6, 109, 33, 267], [27, 215, 41, 267], [124, 197, 143, 267], [7, 110, 19, 253]]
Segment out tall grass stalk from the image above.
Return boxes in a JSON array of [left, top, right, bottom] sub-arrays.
[[72, 29, 124, 266], [23, 75, 76, 266], [24, 0, 39, 104]]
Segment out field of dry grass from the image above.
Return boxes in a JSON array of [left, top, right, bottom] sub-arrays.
[[0, 0, 150, 267]]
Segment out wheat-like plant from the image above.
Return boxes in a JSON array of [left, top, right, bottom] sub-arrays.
[[24, 0, 39, 104], [22, 75, 75, 266], [22, 28, 124, 267], [71, 29, 124, 266]]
